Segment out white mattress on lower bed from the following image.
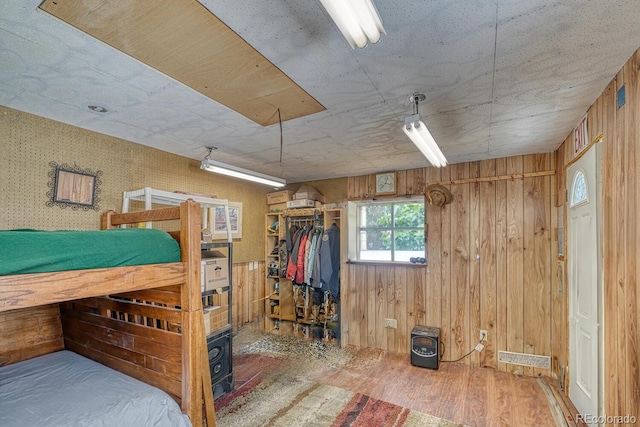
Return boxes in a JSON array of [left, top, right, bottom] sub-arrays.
[[0, 350, 192, 427]]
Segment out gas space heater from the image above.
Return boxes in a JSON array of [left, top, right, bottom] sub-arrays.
[[410, 325, 441, 370]]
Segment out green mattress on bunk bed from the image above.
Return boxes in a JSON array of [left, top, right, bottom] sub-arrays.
[[0, 228, 180, 276]]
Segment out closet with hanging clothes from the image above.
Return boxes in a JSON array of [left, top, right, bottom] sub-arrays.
[[264, 207, 343, 345]]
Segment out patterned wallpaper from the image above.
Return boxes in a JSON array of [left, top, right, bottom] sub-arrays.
[[0, 105, 279, 263]]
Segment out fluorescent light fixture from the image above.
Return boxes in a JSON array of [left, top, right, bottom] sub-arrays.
[[402, 94, 447, 168], [200, 158, 286, 187], [319, 0, 385, 48]]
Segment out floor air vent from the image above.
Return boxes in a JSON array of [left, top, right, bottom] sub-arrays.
[[498, 351, 551, 369]]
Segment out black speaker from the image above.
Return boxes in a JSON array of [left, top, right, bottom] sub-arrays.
[[207, 332, 231, 386]]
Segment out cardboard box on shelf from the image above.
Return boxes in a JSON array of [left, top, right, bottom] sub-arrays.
[[204, 305, 229, 335], [201, 251, 229, 292], [211, 306, 229, 332], [286, 199, 317, 209], [293, 185, 324, 203], [267, 190, 294, 205]]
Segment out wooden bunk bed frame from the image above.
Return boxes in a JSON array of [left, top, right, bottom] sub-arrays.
[[0, 200, 216, 427]]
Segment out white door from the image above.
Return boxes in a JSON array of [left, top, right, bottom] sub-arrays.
[[567, 145, 600, 424]]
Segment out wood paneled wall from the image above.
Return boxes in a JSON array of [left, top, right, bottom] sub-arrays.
[[557, 47, 640, 424], [343, 154, 560, 377], [231, 261, 265, 330], [0, 304, 64, 366]]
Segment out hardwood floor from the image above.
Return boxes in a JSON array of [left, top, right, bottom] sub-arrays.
[[315, 348, 557, 426], [229, 325, 563, 426]]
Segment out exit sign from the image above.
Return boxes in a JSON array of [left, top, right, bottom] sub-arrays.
[[573, 113, 588, 155]]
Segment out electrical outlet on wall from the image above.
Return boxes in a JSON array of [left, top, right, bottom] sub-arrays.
[[480, 330, 488, 341], [385, 318, 397, 329]]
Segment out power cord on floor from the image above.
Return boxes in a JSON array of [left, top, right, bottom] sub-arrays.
[[439, 340, 484, 363]]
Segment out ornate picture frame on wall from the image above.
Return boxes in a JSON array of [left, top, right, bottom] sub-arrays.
[[46, 162, 102, 211]]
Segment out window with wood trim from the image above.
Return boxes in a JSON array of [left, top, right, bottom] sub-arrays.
[[351, 197, 425, 262]]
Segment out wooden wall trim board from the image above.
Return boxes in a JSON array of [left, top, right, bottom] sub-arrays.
[[431, 170, 555, 186], [347, 169, 556, 199]]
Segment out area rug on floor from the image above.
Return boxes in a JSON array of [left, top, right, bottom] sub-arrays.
[[216, 378, 459, 426], [214, 332, 463, 427]]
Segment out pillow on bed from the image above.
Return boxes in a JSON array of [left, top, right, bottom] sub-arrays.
[[0, 228, 180, 275]]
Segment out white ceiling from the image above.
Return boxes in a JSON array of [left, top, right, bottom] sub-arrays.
[[2, 1, 639, 184]]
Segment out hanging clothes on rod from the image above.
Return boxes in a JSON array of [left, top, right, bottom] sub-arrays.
[[304, 223, 323, 286], [284, 212, 325, 286], [311, 222, 340, 301]]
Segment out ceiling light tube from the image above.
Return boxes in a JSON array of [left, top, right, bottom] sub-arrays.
[[413, 121, 448, 167], [403, 121, 447, 168], [200, 159, 286, 187], [403, 94, 447, 168], [319, 0, 385, 48]]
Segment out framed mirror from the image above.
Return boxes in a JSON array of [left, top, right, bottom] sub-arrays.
[[47, 162, 102, 211]]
